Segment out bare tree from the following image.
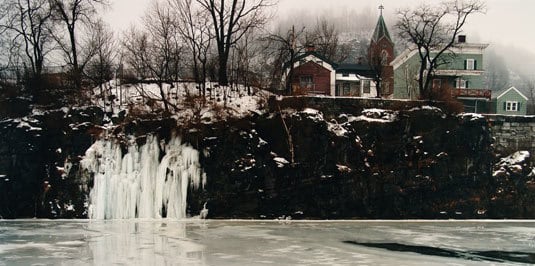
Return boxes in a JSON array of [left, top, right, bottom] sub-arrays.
[[122, 1, 182, 113], [196, 0, 274, 86], [399, 62, 420, 100], [170, 0, 213, 97], [49, 0, 107, 89], [395, 0, 485, 99], [0, 0, 54, 86], [122, 27, 148, 81], [233, 29, 262, 96], [84, 19, 116, 104], [263, 25, 306, 94], [368, 47, 384, 97], [309, 18, 349, 63]]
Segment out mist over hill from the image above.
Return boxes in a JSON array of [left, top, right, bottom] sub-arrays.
[[484, 44, 535, 97]]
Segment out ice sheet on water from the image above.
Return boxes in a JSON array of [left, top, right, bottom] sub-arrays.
[[2, 220, 535, 265]]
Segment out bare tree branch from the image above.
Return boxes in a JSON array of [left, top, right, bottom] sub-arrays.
[[395, 0, 485, 99], [0, 0, 54, 84], [49, 0, 108, 89], [263, 25, 305, 94], [170, 0, 213, 97], [122, 1, 183, 114], [196, 0, 275, 85]]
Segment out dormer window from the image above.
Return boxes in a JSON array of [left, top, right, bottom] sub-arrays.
[[465, 59, 476, 70]]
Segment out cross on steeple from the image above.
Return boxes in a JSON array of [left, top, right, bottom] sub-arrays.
[[379, 4, 384, 16]]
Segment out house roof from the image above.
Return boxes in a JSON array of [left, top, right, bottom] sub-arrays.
[[283, 51, 377, 77], [493, 86, 529, 100], [371, 14, 393, 44], [336, 63, 376, 77], [283, 51, 338, 70], [392, 42, 489, 70]]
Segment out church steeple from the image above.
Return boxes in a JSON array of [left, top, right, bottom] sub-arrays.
[[371, 5, 393, 44], [369, 4, 395, 98]]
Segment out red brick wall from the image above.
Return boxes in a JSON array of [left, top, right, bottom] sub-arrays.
[[376, 38, 395, 63], [369, 37, 395, 97], [290, 61, 331, 95]]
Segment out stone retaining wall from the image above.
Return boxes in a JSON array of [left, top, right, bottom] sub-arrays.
[[268, 96, 450, 119], [486, 115, 535, 156], [269, 96, 535, 158]]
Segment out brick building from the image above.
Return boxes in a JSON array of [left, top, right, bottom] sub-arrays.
[[368, 6, 395, 98], [282, 8, 394, 98]]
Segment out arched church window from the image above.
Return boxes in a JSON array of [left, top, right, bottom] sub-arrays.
[[381, 50, 389, 65]]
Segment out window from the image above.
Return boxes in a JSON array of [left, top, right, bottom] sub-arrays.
[[455, 78, 467, 89], [363, 80, 371, 94], [381, 50, 389, 65], [383, 81, 391, 94], [342, 73, 349, 77], [343, 83, 351, 96], [300, 75, 313, 88], [433, 79, 442, 89], [505, 101, 519, 112], [465, 59, 476, 70]]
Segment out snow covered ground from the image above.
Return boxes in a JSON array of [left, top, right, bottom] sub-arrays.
[[90, 80, 271, 124]]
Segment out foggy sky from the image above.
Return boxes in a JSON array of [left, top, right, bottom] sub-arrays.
[[103, 0, 535, 55]]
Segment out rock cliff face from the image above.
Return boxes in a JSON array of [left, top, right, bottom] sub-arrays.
[[0, 107, 103, 218], [185, 108, 500, 219], [1, 105, 535, 219]]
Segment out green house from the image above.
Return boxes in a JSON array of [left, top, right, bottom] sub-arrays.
[[391, 36, 491, 112], [493, 86, 528, 115]]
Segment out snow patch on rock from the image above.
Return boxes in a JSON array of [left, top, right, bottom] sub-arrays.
[[298, 108, 324, 123], [459, 113, 484, 121], [493, 151, 530, 177], [327, 121, 349, 137], [498, 151, 530, 166], [273, 157, 290, 168], [347, 108, 398, 123]]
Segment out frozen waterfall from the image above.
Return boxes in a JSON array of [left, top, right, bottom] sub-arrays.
[[81, 135, 206, 219]]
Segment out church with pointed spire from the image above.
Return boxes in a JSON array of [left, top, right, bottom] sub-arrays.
[[368, 5, 395, 98], [281, 5, 396, 98]]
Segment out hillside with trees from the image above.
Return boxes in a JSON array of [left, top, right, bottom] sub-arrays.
[[1, 0, 533, 116], [0, 0, 387, 118]]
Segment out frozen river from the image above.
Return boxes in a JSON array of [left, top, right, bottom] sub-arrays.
[[1, 220, 535, 265]]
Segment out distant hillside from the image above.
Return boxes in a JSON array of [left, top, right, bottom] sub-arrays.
[[488, 44, 535, 96]]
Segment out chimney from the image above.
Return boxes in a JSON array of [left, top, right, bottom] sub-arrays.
[[458, 35, 466, 43], [306, 44, 316, 52]]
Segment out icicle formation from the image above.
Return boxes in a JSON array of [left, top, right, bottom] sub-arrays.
[[81, 135, 206, 219]]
